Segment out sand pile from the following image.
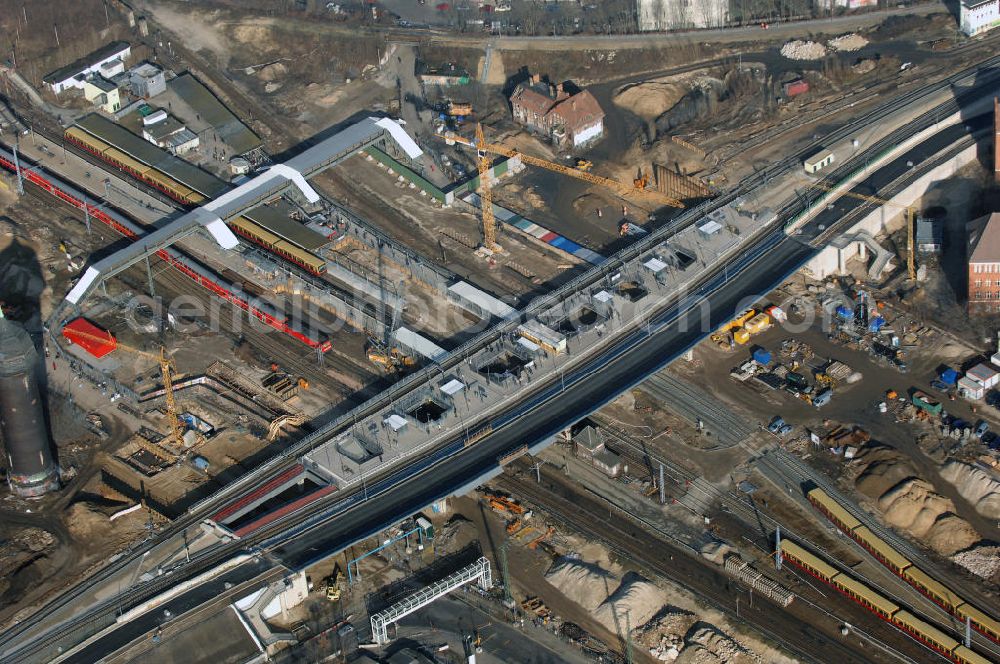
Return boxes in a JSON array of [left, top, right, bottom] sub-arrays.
[[592, 573, 669, 633], [614, 80, 689, 121], [952, 544, 1000, 581], [257, 62, 288, 81], [545, 557, 616, 611], [876, 478, 978, 554], [828, 34, 868, 52], [940, 461, 1000, 518], [854, 445, 979, 555], [780, 40, 827, 60], [678, 624, 762, 664]]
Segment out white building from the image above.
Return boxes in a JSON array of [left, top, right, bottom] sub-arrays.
[[141, 112, 200, 154], [82, 77, 121, 114], [130, 63, 166, 99], [961, 0, 1000, 35], [637, 0, 728, 30], [43, 41, 131, 94]]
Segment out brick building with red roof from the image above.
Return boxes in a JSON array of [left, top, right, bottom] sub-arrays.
[[510, 74, 605, 149]]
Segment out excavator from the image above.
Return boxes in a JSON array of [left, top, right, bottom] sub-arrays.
[[366, 334, 416, 372]]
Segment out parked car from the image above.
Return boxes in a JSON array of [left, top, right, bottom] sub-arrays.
[[930, 379, 951, 392], [975, 420, 990, 439], [767, 416, 793, 436]]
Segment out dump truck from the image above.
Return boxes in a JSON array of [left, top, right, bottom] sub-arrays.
[[911, 391, 943, 416]]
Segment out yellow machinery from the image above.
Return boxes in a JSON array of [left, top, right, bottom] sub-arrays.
[[366, 335, 416, 372], [64, 327, 186, 447], [476, 123, 500, 252], [802, 181, 917, 281], [709, 308, 756, 348], [450, 125, 684, 208], [575, 159, 593, 172]]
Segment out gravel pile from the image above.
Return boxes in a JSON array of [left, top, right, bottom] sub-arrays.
[[828, 33, 869, 52], [682, 625, 762, 664], [952, 544, 1000, 580], [545, 558, 615, 611], [780, 40, 827, 60]]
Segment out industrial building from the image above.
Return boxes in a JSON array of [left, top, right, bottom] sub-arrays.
[[0, 316, 59, 497], [510, 75, 605, 149], [961, 0, 1000, 36], [169, 73, 262, 156], [43, 41, 132, 94], [967, 211, 1000, 314], [417, 63, 471, 87], [130, 63, 167, 99]]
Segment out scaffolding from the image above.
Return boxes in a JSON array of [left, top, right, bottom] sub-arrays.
[[370, 557, 492, 644]]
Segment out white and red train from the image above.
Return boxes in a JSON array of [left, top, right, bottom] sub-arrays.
[[0, 146, 331, 352]]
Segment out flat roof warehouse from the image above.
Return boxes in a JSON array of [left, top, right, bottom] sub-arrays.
[[169, 73, 262, 156]]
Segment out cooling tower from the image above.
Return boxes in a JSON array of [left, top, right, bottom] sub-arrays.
[[0, 318, 58, 497]]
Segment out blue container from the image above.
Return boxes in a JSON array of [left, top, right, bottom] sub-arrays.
[[752, 348, 772, 365], [868, 316, 885, 333], [836, 305, 853, 320], [940, 368, 959, 385]]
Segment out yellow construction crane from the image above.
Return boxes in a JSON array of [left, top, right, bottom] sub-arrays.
[[802, 181, 917, 281], [60, 327, 186, 446], [443, 124, 685, 249], [475, 123, 501, 253]]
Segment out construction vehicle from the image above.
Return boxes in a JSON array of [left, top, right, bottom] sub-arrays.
[[575, 159, 593, 171], [442, 124, 683, 250], [709, 308, 757, 349], [487, 494, 525, 516], [528, 526, 555, 549], [325, 566, 344, 601], [506, 518, 524, 535], [521, 596, 552, 619], [633, 168, 649, 189], [366, 334, 416, 372]]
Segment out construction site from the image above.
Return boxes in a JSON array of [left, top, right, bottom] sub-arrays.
[[2, 0, 1000, 663]]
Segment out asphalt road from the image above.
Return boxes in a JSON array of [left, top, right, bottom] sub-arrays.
[[62, 558, 275, 664]]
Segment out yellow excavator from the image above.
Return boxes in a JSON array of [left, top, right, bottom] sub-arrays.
[[366, 334, 416, 372]]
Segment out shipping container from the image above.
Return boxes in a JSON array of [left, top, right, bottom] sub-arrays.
[[752, 348, 772, 366], [744, 313, 771, 335], [911, 391, 943, 415], [783, 79, 810, 97]]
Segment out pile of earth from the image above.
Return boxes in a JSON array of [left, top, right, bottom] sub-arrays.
[[828, 34, 868, 52], [940, 461, 1000, 518], [614, 79, 692, 122], [853, 444, 979, 555], [546, 559, 668, 633]]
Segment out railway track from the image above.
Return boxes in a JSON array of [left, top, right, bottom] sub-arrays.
[[6, 44, 1000, 664], [495, 467, 922, 664], [592, 422, 1000, 660], [639, 372, 758, 446]]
